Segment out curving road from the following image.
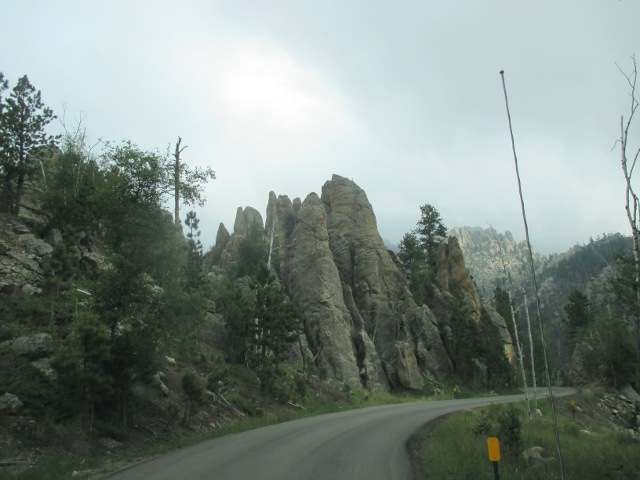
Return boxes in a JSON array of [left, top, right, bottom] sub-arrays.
[[105, 388, 575, 480]]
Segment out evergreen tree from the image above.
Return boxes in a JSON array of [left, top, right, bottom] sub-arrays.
[[563, 290, 592, 345], [185, 210, 205, 288], [216, 225, 301, 394], [53, 313, 113, 424], [217, 279, 254, 364], [477, 310, 513, 389], [597, 315, 639, 388], [181, 371, 204, 425], [447, 294, 479, 380], [415, 204, 447, 267], [493, 286, 517, 343], [42, 241, 79, 297], [231, 223, 269, 279], [0, 74, 58, 214], [397, 204, 447, 304], [398, 232, 432, 305], [41, 136, 104, 237], [248, 264, 301, 393]]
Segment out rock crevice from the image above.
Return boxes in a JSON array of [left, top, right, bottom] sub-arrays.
[[215, 175, 513, 390]]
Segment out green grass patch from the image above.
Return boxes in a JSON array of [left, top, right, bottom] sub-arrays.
[[421, 393, 640, 479], [1, 454, 102, 480]]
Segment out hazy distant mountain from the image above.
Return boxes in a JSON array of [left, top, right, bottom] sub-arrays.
[[450, 226, 632, 320], [448, 226, 546, 300], [533, 232, 632, 318]]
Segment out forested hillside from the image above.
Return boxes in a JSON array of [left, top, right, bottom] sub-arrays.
[[1, 72, 639, 478], [453, 226, 638, 387]]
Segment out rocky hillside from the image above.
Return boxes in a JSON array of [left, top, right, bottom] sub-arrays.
[[448, 226, 546, 299], [534, 233, 632, 316], [213, 175, 514, 392], [451, 226, 632, 320]]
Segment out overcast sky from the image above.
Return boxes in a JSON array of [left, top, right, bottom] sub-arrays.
[[2, 1, 639, 254]]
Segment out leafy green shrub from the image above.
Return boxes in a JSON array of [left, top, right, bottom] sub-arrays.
[[0, 355, 61, 418], [206, 355, 229, 391], [228, 393, 261, 417], [181, 372, 204, 400], [181, 371, 204, 424], [471, 409, 493, 436], [293, 374, 307, 400], [0, 294, 54, 329], [496, 404, 522, 456], [94, 419, 128, 441]]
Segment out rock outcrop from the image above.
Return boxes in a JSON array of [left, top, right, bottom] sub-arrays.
[[220, 207, 265, 269], [448, 226, 544, 299], [233, 206, 264, 235], [282, 192, 366, 388], [0, 393, 23, 414], [215, 223, 230, 250], [0, 333, 54, 358], [214, 175, 512, 390], [0, 215, 52, 295], [482, 302, 516, 365], [434, 236, 481, 324]]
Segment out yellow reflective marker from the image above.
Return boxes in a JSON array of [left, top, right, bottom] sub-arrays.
[[487, 437, 501, 462]]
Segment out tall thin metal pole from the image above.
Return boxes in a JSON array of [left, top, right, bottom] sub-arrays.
[[499, 70, 565, 479]]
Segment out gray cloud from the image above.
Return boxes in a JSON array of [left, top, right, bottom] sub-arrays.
[[1, 0, 638, 254]]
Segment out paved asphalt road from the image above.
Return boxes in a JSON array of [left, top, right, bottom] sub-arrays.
[[106, 388, 575, 480]]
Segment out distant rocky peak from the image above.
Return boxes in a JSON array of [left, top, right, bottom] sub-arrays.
[[215, 223, 230, 250], [233, 206, 264, 235], [448, 226, 544, 299]]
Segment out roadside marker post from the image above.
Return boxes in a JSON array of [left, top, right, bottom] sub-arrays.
[[487, 436, 501, 480]]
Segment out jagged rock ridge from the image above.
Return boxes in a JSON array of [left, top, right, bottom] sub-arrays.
[[216, 175, 513, 390], [449, 226, 545, 299]]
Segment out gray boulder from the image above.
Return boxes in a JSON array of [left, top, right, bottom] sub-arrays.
[[0, 393, 23, 414], [31, 357, 57, 381], [394, 341, 425, 390], [19, 233, 53, 258], [570, 342, 595, 384], [5, 333, 53, 358]]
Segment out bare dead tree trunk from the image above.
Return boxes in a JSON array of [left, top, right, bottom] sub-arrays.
[[617, 55, 640, 352], [522, 288, 538, 415], [492, 236, 530, 417], [268, 204, 276, 270], [173, 136, 188, 226], [14, 142, 26, 215]]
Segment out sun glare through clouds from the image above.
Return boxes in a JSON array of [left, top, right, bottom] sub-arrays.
[[173, 35, 352, 162]]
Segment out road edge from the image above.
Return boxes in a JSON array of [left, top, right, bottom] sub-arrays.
[[406, 412, 454, 480]]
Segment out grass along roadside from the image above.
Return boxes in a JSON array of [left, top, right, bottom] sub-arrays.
[[1, 388, 430, 480], [1, 377, 521, 480], [419, 389, 640, 479]]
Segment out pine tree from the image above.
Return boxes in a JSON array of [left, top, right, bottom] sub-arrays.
[[397, 204, 447, 304], [185, 210, 204, 288], [0, 74, 58, 214]]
